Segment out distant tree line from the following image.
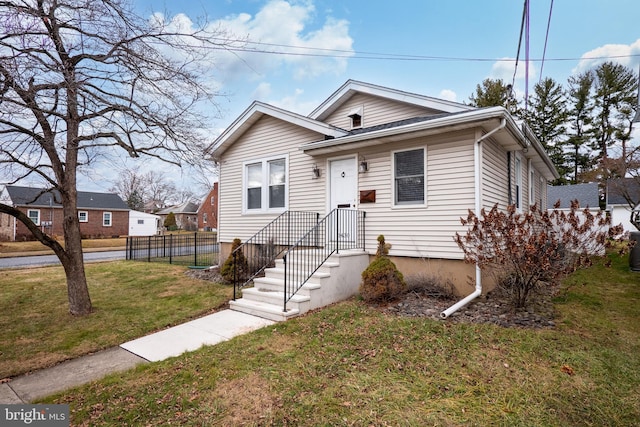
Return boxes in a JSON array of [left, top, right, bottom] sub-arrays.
[[469, 61, 639, 206], [109, 169, 201, 212]]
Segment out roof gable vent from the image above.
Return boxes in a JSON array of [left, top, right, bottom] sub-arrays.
[[348, 105, 363, 129]]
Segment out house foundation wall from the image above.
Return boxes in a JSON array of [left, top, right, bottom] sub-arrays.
[[218, 241, 496, 297]]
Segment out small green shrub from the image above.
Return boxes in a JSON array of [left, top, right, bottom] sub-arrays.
[[360, 235, 406, 303], [220, 238, 248, 283], [164, 212, 177, 229]]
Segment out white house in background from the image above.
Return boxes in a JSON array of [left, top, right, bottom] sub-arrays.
[[607, 178, 640, 232], [209, 80, 559, 320], [128, 210, 161, 236]]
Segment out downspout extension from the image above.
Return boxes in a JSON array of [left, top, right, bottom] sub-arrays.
[[440, 118, 506, 319]]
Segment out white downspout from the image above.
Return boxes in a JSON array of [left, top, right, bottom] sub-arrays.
[[441, 118, 506, 319]]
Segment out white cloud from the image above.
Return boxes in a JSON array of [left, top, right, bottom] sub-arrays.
[[438, 89, 457, 102], [209, 0, 354, 81], [252, 82, 272, 100], [490, 57, 537, 83], [573, 39, 640, 74]]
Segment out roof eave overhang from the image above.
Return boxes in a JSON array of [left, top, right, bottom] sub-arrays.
[[208, 101, 348, 160], [301, 107, 560, 181]]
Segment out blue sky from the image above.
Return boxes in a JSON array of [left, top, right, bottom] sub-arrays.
[[84, 0, 640, 194]]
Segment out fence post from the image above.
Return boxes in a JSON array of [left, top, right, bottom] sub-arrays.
[[169, 234, 173, 264], [147, 236, 151, 262], [194, 232, 198, 266]]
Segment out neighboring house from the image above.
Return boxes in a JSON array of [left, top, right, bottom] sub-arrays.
[[547, 183, 600, 210], [209, 80, 558, 319], [128, 210, 161, 236], [156, 201, 199, 231], [0, 185, 129, 241], [607, 178, 640, 232], [197, 183, 218, 232]]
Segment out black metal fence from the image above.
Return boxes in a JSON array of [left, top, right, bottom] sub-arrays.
[[126, 233, 219, 267]]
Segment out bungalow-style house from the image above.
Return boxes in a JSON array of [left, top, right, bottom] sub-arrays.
[[197, 183, 218, 232], [0, 185, 129, 240], [209, 80, 558, 320], [156, 201, 199, 231], [547, 182, 600, 210], [607, 178, 640, 232]]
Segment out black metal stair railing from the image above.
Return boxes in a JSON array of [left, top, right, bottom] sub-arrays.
[[232, 211, 320, 300], [282, 209, 366, 312]]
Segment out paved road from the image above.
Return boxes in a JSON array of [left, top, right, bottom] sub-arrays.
[[0, 250, 125, 269]]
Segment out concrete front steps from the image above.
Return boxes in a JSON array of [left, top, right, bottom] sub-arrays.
[[229, 249, 369, 321]]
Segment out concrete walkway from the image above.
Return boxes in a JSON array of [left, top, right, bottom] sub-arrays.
[[1, 310, 274, 403]]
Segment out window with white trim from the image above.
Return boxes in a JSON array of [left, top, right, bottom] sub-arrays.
[[393, 148, 425, 206], [203, 213, 208, 223], [244, 156, 287, 212], [103, 212, 112, 227], [529, 166, 535, 206], [28, 209, 40, 226], [515, 156, 522, 211], [78, 211, 88, 222]]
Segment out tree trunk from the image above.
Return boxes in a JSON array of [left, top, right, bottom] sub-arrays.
[[60, 190, 92, 316]]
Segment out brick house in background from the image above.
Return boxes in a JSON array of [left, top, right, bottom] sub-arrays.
[[197, 183, 218, 231], [0, 185, 129, 241]]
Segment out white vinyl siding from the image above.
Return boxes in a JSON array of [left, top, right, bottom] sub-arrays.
[[323, 92, 439, 129], [218, 115, 325, 243], [355, 133, 475, 259], [27, 209, 40, 225], [482, 139, 509, 210]]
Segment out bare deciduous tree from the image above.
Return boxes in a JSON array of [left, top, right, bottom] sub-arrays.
[[0, 0, 237, 315]]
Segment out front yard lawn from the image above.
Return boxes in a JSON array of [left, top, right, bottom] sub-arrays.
[[0, 261, 231, 378], [40, 252, 640, 426]]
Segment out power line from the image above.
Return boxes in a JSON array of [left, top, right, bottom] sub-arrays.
[[539, 0, 555, 81], [211, 41, 640, 63]]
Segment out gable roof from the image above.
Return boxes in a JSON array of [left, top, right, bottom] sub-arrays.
[[208, 80, 559, 181], [4, 186, 128, 210], [547, 183, 600, 209], [309, 80, 473, 120], [209, 101, 347, 159], [607, 178, 640, 207], [156, 201, 199, 215]]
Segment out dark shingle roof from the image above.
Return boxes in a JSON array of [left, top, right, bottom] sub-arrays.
[[607, 178, 640, 206], [5, 186, 128, 210], [346, 112, 459, 136], [547, 183, 600, 209]]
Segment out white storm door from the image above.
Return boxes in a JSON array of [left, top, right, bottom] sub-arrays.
[[329, 158, 357, 243]]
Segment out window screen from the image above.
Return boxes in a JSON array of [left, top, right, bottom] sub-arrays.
[[394, 149, 424, 205]]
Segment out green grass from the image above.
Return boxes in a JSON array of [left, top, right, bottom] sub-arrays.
[[0, 237, 127, 256], [40, 252, 640, 426], [0, 261, 232, 378]]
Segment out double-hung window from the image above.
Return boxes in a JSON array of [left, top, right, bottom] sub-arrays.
[[28, 209, 40, 225], [78, 211, 88, 222], [103, 212, 112, 227], [393, 148, 425, 206], [515, 156, 522, 211], [244, 156, 287, 213]]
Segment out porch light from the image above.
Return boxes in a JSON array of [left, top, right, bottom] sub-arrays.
[[312, 164, 321, 179], [359, 157, 368, 173]]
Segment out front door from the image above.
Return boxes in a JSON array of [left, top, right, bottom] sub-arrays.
[[329, 158, 357, 243]]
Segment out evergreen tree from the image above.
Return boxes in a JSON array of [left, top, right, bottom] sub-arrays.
[[524, 78, 569, 184], [469, 78, 520, 115], [566, 71, 595, 183], [590, 62, 638, 178]]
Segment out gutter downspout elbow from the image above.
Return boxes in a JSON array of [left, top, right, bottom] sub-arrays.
[[440, 118, 506, 319]]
